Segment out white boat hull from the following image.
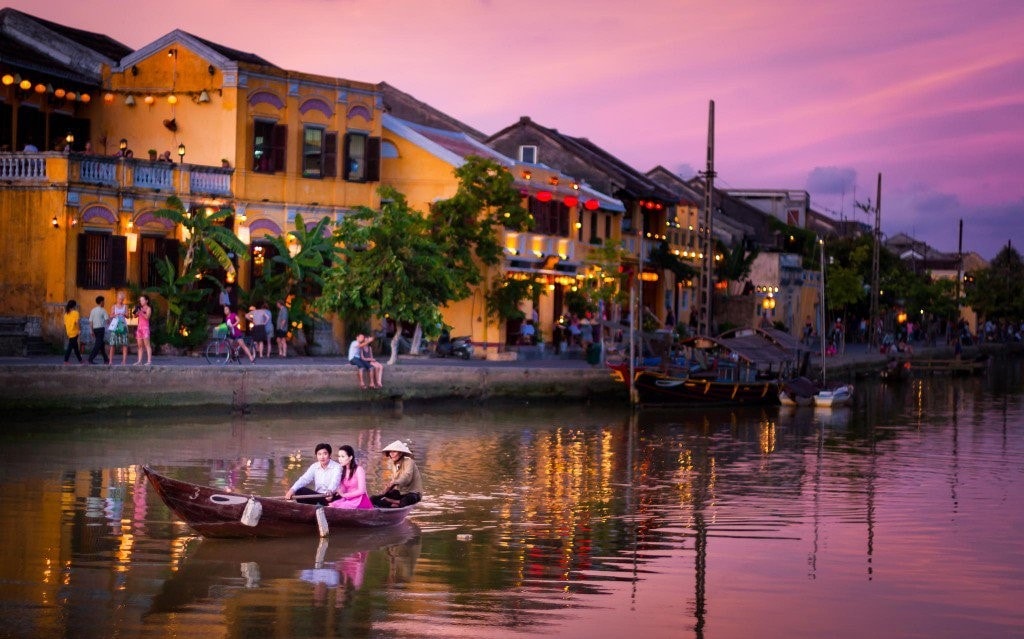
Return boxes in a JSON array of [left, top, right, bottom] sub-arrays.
[[813, 384, 854, 408]]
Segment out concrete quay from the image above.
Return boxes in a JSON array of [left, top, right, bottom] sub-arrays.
[[0, 341, 1004, 414], [0, 351, 626, 413]]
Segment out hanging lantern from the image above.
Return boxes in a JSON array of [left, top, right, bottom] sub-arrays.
[[104, 92, 114, 103], [19, 78, 31, 90], [144, 95, 155, 105], [563, 195, 579, 207], [584, 199, 600, 210], [536, 191, 553, 202], [54, 88, 66, 98], [34, 83, 46, 93], [79, 93, 90, 103], [167, 94, 178, 105], [66, 91, 77, 101]]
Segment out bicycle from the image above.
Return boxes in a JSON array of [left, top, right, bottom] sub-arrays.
[[204, 326, 253, 365]]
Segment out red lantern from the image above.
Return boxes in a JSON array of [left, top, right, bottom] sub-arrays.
[[584, 199, 600, 210], [563, 195, 579, 207], [536, 191, 553, 202]]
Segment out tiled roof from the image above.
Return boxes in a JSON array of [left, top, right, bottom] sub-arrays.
[[182, 31, 279, 68], [2, 8, 132, 62]]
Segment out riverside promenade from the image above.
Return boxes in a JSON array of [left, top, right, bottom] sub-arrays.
[[0, 340, 981, 413]]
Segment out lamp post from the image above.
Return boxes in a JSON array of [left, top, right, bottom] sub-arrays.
[[64, 132, 74, 151], [177, 143, 186, 164]]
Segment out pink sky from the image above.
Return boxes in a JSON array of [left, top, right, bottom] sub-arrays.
[[11, 0, 1023, 259]]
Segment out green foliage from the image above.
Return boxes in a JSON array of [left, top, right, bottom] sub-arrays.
[[647, 239, 698, 282], [429, 156, 531, 301], [825, 265, 864, 311], [317, 187, 455, 343], [484, 276, 536, 323], [266, 214, 341, 343], [584, 239, 630, 308], [563, 288, 595, 317], [152, 195, 247, 281], [715, 240, 759, 285], [965, 244, 1024, 321], [143, 256, 212, 341]]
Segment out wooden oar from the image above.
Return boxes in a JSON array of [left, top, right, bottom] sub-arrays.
[[266, 492, 333, 501]]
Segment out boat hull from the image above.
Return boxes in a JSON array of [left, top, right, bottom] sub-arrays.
[[813, 384, 854, 408], [634, 371, 780, 406], [143, 466, 412, 538]]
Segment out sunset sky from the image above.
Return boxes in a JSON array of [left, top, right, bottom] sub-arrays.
[[10, 0, 1023, 259]]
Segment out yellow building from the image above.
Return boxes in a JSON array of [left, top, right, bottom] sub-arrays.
[[381, 114, 625, 351], [2, 15, 383, 349]]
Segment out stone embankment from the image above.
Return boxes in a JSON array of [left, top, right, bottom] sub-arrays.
[[0, 355, 626, 413], [0, 342, 1012, 414]]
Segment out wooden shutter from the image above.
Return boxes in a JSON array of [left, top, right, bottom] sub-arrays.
[[76, 233, 88, 287], [323, 132, 338, 178], [111, 235, 127, 287], [365, 136, 381, 182], [342, 133, 353, 180], [271, 124, 288, 173]]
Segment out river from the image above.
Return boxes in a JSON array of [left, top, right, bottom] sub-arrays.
[[0, 358, 1022, 639]]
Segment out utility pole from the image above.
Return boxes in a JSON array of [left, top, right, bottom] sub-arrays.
[[870, 174, 881, 348], [856, 173, 882, 348], [697, 100, 716, 337]]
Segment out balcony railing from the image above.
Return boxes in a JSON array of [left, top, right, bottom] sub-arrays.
[[0, 153, 234, 199], [0, 153, 48, 180], [189, 167, 232, 196]]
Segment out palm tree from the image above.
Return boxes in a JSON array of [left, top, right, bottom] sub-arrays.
[[152, 195, 247, 280], [715, 240, 759, 295]]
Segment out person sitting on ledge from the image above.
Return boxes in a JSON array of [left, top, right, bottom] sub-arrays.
[[371, 440, 422, 508]]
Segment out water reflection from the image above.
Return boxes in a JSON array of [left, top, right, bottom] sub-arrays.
[[1, 363, 1023, 638]]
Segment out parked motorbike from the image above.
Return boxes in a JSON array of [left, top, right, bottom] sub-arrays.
[[434, 331, 473, 360]]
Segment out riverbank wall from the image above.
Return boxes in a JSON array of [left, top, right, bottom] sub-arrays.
[[0, 360, 627, 413]]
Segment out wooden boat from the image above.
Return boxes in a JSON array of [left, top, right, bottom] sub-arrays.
[[633, 370, 780, 406], [780, 376, 853, 408], [880, 357, 911, 382], [143, 466, 413, 538], [627, 329, 798, 406]]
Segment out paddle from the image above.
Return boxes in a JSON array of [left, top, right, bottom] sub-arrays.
[[267, 492, 333, 501]]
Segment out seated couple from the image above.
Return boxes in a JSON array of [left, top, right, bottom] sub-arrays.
[[348, 334, 383, 389], [285, 440, 421, 509]]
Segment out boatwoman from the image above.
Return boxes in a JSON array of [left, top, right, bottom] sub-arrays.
[[371, 440, 423, 508], [285, 443, 342, 506]]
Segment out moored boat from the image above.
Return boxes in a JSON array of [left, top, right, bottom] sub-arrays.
[[633, 370, 780, 406], [812, 383, 854, 407], [143, 466, 413, 538]]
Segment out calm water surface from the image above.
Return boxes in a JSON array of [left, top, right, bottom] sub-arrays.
[[1, 360, 1023, 639]]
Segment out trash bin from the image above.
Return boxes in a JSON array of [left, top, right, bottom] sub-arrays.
[[586, 342, 601, 365]]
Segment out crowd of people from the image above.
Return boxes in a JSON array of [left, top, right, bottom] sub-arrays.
[[284, 440, 422, 510]]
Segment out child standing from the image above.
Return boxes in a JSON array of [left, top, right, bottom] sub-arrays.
[[63, 299, 84, 365]]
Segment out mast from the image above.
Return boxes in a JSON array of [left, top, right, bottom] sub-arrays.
[[698, 100, 716, 337], [869, 173, 881, 347]]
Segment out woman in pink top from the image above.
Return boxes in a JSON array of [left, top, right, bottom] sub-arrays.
[[328, 445, 372, 509], [134, 294, 152, 365]]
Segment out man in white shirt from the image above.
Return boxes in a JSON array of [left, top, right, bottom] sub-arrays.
[[285, 443, 342, 505]]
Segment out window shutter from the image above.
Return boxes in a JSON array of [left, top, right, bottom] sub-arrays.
[[342, 133, 353, 180], [111, 235, 127, 287], [271, 124, 288, 173], [365, 136, 381, 182], [323, 132, 338, 178], [76, 233, 88, 287]]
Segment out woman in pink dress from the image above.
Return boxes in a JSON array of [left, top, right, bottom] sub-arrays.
[[134, 294, 152, 365], [328, 445, 372, 509]]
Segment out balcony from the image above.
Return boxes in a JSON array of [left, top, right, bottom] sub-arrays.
[[0, 152, 232, 198]]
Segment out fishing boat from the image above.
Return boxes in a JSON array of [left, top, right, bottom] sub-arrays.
[[632, 331, 795, 406], [143, 466, 413, 538]]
